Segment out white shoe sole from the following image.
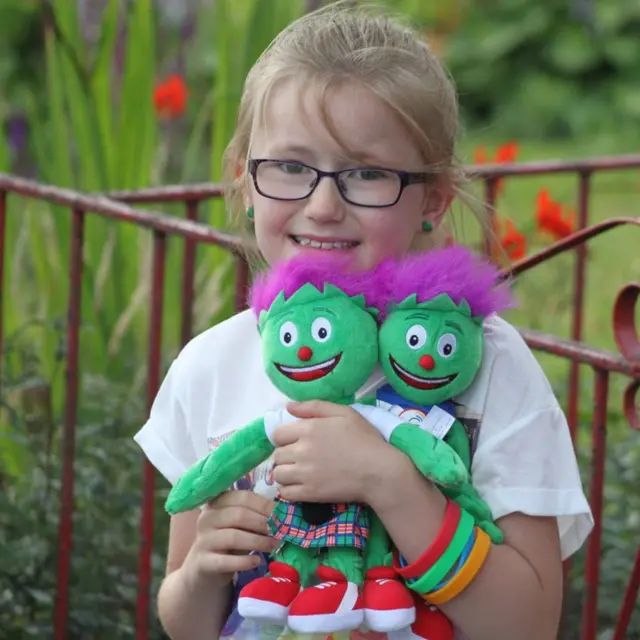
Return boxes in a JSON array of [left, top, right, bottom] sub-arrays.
[[238, 597, 290, 626], [365, 606, 416, 632], [288, 608, 365, 634]]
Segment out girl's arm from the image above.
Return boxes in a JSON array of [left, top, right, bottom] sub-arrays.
[[370, 448, 563, 640], [158, 491, 277, 640], [158, 511, 232, 640]]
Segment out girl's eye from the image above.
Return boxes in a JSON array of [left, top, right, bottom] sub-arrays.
[[406, 324, 427, 349], [276, 161, 309, 175], [437, 333, 457, 358], [279, 321, 298, 346], [311, 317, 332, 342], [347, 168, 389, 181]]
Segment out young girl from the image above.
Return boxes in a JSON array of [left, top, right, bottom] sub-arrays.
[[134, 3, 593, 639]]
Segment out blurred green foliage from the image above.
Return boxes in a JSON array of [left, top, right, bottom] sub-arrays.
[[440, 0, 640, 139]]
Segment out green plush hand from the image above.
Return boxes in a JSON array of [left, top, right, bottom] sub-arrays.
[[443, 482, 504, 544], [165, 418, 274, 514], [389, 424, 469, 487]]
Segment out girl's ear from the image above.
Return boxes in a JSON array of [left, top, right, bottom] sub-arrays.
[[422, 182, 454, 230]]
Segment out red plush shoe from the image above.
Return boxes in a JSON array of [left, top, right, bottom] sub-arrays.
[[362, 566, 416, 632], [287, 565, 364, 634], [238, 561, 301, 625], [402, 600, 454, 640]]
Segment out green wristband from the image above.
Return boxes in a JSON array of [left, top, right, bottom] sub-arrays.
[[408, 507, 475, 595]]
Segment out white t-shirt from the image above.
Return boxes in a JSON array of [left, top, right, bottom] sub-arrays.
[[134, 309, 593, 637]]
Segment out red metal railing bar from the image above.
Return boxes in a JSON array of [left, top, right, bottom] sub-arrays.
[[137, 230, 167, 639], [517, 328, 638, 378], [612, 544, 640, 640], [54, 207, 85, 640], [467, 153, 640, 178], [180, 200, 199, 347], [502, 216, 640, 279], [0, 190, 6, 397], [106, 183, 224, 203], [567, 172, 592, 441], [0, 173, 243, 251], [580, 368, 610, 640], [614, 284, 640, 363]]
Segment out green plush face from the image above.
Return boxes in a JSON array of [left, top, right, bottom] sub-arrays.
[[379, 294, 484, 405], [259, 283, 379, 402]]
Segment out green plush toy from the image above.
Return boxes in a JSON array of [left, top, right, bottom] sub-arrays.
[[371, 245, 514, 640], [164, 255, 470, 636]]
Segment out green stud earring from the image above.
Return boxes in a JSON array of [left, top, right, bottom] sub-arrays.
[[246, 206, 254, 220], [422, 221, 433, 232]]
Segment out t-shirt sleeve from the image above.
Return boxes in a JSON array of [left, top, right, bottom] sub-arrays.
[[133, 358, 198, 486], [468, 320, 594, 560]]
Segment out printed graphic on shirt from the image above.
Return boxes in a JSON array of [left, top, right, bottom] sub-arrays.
[[207, 432, 278, 498]]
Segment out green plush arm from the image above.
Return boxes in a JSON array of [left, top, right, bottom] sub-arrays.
[[389, 424, 469, 488], [165, 418, 273, 515]]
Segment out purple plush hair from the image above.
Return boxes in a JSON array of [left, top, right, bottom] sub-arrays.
[[249, 254, 393, 317], [389, 245, 514, 318]]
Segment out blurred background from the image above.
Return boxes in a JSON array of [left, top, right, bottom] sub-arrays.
[[0, 0, 638, 637]]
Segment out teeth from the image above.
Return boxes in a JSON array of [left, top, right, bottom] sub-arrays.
[[293, 236, 357, 250], [279, 357, 336, 373]]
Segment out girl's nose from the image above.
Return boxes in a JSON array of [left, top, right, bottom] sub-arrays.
[[298, 346, 313, 361], [304, 177, 346, 224], [419, 354, 435, 370]]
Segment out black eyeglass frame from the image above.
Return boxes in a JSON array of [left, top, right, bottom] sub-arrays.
[[247, 158, 434, 208]]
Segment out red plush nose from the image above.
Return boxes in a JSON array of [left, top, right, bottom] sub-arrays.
[[298, 346, 313, 361], [419, 354, 435, 370]]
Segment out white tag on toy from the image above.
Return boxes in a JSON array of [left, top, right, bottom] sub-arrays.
[[421, 405, 456, 440]]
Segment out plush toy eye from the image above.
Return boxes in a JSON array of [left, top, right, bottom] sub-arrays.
[[279, 321, 298, 346], [437, 333, 457, 358], [311, 317, 332, 342], [406, 324, 427, 349]]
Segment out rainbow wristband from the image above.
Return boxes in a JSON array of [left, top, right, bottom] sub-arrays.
[[425, 527, 492, 605], [430, 527, 476, 591], [408, 507, 475, 596]]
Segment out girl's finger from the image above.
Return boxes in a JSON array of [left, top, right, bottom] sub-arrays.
[[205, 505, 270, 535], [209, 528, 279, 555], [200, 552, 263, 576], [271, 463, 301, 487]]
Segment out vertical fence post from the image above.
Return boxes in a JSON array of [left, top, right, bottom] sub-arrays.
[[180, 201, 198, 347], [580, 367, 609, 640], [567, 171, 592, 440], [54, 208, 85, 640], [482, 178, 499, 258], [137, 230, 167, 640]]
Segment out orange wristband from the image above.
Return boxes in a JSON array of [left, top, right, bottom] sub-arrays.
[[423, 527, 491, 605]]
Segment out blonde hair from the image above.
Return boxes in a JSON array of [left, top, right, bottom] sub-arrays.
[[223, 1, 481, 259]]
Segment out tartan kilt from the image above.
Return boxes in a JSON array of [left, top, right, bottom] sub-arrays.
[[268, 500, 370, 550]]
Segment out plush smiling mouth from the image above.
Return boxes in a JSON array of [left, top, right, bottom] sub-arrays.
[[276, 354, 342, 381], [389, 355, 458, 390], [291, 236, 359, 250]]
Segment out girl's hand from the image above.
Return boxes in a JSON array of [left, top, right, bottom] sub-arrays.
[[272, 400, 410, 504], [182, 490, 278, 589]]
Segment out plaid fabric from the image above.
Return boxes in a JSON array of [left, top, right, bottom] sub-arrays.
[[268, 499, 370, 549]]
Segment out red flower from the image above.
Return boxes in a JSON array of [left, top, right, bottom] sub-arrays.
[[474, 141, 520, 195], [536, 189, 575, 240], [153, 74, 188, 119], [491, 215, 527, 263]]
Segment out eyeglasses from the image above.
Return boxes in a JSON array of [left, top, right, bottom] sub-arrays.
[[247, 159, 433, 208]]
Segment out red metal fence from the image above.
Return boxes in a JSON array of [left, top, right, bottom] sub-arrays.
[[0, 154, 639, 639]]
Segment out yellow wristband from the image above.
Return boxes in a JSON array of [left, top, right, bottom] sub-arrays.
[[423, 527, 491, 605]]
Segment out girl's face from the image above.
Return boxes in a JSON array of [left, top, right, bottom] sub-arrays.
[[247, 80, 447, 270]]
